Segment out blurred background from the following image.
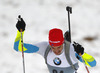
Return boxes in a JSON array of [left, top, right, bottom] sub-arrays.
[[0, 0, 100, 73]]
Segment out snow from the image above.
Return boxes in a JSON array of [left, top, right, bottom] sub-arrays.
[[0, 0, 100, 73]]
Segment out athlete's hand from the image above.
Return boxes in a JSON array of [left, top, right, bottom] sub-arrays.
[[16, 15, 26, 32], [73, 41, 84, 55]]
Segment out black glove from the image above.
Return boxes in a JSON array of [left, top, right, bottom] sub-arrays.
[[16, 15, 26, 32], [73, 41, 84, 55]]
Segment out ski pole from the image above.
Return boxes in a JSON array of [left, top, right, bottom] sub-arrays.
[[18, 15, 26, 73], [66, 6, 90, 73], [66, 6, 78, 73], [66, 6, 72, 43]]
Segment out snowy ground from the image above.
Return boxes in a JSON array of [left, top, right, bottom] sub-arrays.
[[0, 0, 100, 73]]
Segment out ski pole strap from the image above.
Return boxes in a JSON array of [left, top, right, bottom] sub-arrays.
[[64, 40, 77, 71], [44, 45, 51, 64]]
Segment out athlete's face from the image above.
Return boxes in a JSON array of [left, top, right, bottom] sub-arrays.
[[50, 44, 63, 55]]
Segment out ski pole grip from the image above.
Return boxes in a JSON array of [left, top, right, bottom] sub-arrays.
[[18, 15, 21, 21], [18, 15, 21, 18], [66, 6, 72, 14]]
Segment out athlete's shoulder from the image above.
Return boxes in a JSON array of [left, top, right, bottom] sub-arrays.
[[35, 41, 49, 47], [35, 41, 49, 56]]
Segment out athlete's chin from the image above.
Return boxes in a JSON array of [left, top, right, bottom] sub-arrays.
[[54, 52, 61, 55]]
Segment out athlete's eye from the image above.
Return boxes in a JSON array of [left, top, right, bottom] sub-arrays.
[[51, 47, 55, 49], [57, 46, 61, 49]]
